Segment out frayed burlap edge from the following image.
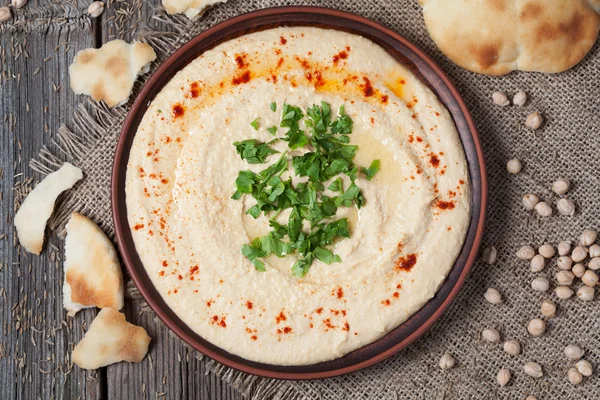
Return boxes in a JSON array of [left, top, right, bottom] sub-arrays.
[[28, 7, 303, 400]]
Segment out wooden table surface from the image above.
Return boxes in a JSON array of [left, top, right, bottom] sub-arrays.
[[0, 1, 243, 399]]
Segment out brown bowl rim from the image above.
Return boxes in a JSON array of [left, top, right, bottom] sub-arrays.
[[112, 6, 488, 380]]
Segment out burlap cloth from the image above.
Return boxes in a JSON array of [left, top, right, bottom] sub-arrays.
[[32, 1, 600, 399]]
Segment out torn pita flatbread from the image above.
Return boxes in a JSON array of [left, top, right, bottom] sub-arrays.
[[14, 163, 83, 255], [162, 0, 225, 19], [72, 308, 151, 370], [419, 0, 600, 75], [63, 213, 124, 316], [69, 40, 156, 107]]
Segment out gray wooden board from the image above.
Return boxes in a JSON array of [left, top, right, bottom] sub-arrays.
[[1, 0, 241, 399], [0, 1, 103, 399]]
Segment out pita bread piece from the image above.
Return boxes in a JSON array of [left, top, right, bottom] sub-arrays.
[[72, 308, 151, 370], [419, 0, 600, 75], [162, 0, 226, 19], [63, 213, 124, 316], [14, 163, 83, 255], [69, 40, 156, 107]]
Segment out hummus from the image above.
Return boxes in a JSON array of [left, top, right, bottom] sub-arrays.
[[126, 27, 471, 365]]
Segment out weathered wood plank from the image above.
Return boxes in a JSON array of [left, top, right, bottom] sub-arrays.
[[100, 1, 243, 399], [0, 2, 102, 399], [106, 302, 244, 400]]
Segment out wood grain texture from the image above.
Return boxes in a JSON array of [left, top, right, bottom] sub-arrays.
[[1, 0, 241, 399], [0, 1, 103, 399]]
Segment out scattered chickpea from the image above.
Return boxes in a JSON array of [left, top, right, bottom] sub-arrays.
[[571, 246, 588, 263], [558, 241, 572, 256], [531, 277, 549, 292], [580, 229, 598, 247], [589, 244, 600, 258], [497, 368, 511, 387], [527, 318, 546, 336], [577, 286, 595, 301], [503, 340, 521, 356], [482, 327, 501, 343], [557, 198, 576, 216], [517, 246, 536, 260], [538, 244, 555, 258], [551, 178, 570, 195], [492, 91, 510, 106], [588, 257, 600, 271], [484, 288, 502, 304], [572, 263, 586, 278], [439, 352, 456, 370], [525, 111, 543, 130], [564, 344, 584, 361], [513, 91, 527, 107], [88, 1, 105, 18], [568, 367, 583, 385], [540, 299, 556, 317], [530, 254, 545, 272], [507, 158, 522, 174], [482, 246, 497, 265], [555, 285, 574, 299], [534, 202, 552, 217], [557, 256, 573, 271], [575, 360, 593, 377], [556, 270, 575, 286], [582, 270, 598, 287], [523, 362, 543, 378], [522, 194, 540, 210]]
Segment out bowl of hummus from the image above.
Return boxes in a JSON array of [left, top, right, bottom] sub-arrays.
[[112, 7, 487, 378]]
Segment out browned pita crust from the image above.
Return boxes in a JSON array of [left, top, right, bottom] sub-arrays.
[[63, 213, 124, 316], [420, 0, 600, 75], [517, 0, 600, 73], [69, 40, 156, 107], [72, 308, 151, 370]]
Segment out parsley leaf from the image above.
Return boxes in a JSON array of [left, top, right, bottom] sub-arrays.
[[232, 101, 379, 276], [286, 129, 309, 149], [260, 232, 292, 257], [335, 183, 364, 208], [241, 238, 267, 271], [314, 247, 341, 264], [258, 152, 288, 180], [287, 207, 302, 242], [233, 139, 278, 164], [234, 170, 260, 194], [328, 177, 343, 192], [292, 253, 314, 277], [361, 159, 381, 181], [330, 105, 353, 134], [246, 204, 261, 218]]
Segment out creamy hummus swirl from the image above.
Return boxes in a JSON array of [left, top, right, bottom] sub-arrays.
[[126, 27, 470, 365]]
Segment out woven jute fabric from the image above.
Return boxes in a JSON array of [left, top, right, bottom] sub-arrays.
[[32, 1, 600, 399]]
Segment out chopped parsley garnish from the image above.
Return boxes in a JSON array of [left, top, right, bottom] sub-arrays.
[[232, 101, 380, 277], [233, 139, 279, 164]]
